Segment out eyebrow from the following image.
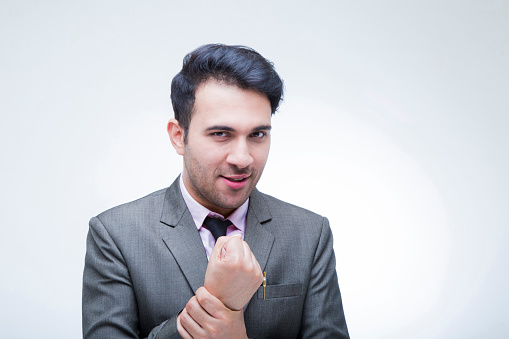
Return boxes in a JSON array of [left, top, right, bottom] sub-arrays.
[[205, 125, 272, 132]]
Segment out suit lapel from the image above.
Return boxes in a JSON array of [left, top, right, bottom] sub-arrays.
[[243, 189, 275, 311], [160, 178, 208, 294], [244, 189, 275, 271]]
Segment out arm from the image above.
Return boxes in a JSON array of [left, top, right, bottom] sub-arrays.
[[82, 217, 182, 339], [299, 217, 350, 338]]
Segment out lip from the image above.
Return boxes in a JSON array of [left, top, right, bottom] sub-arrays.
[[221, 175, 250, 190]]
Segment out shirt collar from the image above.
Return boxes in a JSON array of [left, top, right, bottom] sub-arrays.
[[179, 175, 248, 232]]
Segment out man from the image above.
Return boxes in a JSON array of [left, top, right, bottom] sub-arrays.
[[82, 44, 349, 338]]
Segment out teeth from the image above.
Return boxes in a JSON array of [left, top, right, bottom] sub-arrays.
[[230, 178, 243, 182]]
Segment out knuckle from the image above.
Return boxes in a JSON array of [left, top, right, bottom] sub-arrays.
[[196, 287, 206, 299], [209, 325, 220, 336], [229, 256, 242, 268], [201, 322, 217, 336], [196, 290, 213, 308], [180, 312, 189, 326], [186, 297, 198, 313], [242, 240, 251, 250]]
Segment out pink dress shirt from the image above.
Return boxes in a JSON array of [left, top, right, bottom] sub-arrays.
[[179, 175, 247, 260]]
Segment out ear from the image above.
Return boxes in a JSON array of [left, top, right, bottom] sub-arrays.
[[167, 119, 185, 156]]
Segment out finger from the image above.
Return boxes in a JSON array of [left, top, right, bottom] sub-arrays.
[[241, 241, 259, 272], [196, 286, 229, 318], [179, 306, 204, 338], [209, 236, 229, 261], [222, 234, 242, 259], [249, 250, 263, 287], [241, 240, 253, 261], [185, 295, 214, 330], [221, 236, 244, 262], [176, 311, 194, 339], [250, 247, 262, 276]]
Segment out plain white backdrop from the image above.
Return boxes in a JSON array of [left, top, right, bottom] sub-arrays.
[[1, 1, 508, 338]]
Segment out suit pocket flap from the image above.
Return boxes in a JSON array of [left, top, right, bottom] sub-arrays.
[[256, 283, 303, 299]]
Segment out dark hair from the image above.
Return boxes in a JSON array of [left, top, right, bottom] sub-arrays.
[[170, 44, 284, 138]]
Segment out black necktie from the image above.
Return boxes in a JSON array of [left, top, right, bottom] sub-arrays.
[[204, 217, 231, 241]]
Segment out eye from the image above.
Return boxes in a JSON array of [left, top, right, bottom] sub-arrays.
[[250, 131, 267, 139], [209, 131, 230, 139]]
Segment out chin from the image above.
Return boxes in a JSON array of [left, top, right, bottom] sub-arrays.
[[220, 196, 249, 209]]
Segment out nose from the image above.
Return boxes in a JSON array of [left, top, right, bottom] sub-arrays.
[[226, 139, 254, 169]]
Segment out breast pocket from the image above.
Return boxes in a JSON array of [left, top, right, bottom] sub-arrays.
[[247, 283, 305, 338], [256, 283, 303, 299]]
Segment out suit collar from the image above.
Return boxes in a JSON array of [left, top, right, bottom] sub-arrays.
[[247, 188, 272, 224], [160, 176, 187, 227], [161, 181, 272, 227]]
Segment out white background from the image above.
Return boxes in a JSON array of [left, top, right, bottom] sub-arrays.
[[1, 1, 508, 338]]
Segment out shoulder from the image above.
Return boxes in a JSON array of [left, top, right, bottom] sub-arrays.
[[89, 187, 172, 242], [87, 186, 180, 254], [251, 190, 329, 236], [90, 176, 184, 236], [95, 188, 167, 223], [257, 191, 323, 219]]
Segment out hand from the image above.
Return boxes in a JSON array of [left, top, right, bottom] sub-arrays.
[[204, 235, 263, 311], [177, 287, 248, 339]]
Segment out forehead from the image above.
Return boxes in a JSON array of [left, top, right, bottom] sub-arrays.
[[190, 80, 272, 128]]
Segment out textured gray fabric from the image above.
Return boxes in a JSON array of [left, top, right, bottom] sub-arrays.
[[82, 177, 349, 338]]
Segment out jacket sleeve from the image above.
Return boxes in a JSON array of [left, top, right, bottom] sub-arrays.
[[299, 217, 350, 338], [82, 216, 182, 339]]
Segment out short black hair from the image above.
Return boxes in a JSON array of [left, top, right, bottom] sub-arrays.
[[170, 44, 284, 138]]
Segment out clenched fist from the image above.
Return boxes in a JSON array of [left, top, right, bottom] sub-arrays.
[[204, 235, 263, 311]]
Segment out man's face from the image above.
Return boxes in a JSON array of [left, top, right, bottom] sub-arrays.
[[180, 80, 272, 217]]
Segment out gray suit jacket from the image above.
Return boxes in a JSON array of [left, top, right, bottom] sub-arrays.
[[82, 178, 349, 338]]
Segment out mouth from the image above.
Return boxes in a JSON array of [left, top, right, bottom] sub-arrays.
[[222, 174, 250, 182], [221, 175, 251, 189]]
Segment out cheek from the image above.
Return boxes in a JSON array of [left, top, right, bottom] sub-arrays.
[[198, 149, 228, 168], [252, 146, 271, 166]]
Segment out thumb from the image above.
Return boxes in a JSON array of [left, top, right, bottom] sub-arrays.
[[209, 236, 229, 262], [221, 234, 243, 259]]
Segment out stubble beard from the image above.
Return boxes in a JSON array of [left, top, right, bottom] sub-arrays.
[[183, 153, 262, 213]]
